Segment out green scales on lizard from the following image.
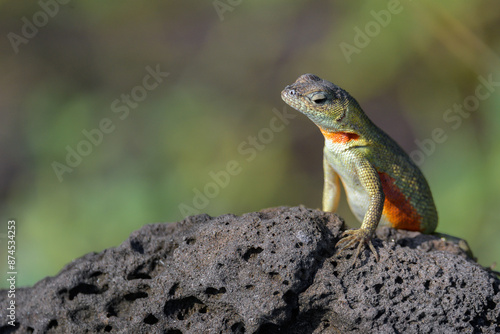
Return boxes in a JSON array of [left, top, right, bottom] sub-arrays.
[[281, 73, 438, 265]]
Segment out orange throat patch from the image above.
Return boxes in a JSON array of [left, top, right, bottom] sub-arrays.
[[320, 129, 360, 144]]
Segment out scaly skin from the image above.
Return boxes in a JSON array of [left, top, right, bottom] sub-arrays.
[[281, 74, 438, 266]]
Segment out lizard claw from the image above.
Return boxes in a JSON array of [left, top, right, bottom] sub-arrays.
[[336, 228, 378, 267]]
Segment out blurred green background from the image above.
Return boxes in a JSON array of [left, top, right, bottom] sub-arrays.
[[1, 0, 499, 288]]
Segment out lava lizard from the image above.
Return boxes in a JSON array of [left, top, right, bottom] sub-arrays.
[[281, 73, 438, 265]]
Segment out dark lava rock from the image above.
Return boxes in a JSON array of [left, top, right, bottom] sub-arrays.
[[1, 206, 499, 333]]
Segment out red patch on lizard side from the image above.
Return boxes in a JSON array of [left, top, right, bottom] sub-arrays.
[[378, 172, 423, 231], [320, 129, 360, 144]]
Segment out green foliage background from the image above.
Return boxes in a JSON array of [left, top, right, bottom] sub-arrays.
[[1, 0, 500, 288]]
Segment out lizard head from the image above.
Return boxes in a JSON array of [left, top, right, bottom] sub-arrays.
[[281, 73, 361, 131]]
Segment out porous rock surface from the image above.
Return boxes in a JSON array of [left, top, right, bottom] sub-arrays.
[[1, 206, 499, 333]]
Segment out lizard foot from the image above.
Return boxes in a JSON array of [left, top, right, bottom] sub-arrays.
[[336, 228, 378, 267]]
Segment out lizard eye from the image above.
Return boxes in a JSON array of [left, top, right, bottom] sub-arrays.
[[311, 93, 327, 104]]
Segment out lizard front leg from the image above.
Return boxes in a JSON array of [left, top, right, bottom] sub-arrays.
[[336, 156, 384, 266], [322, 149, 341, 212]]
